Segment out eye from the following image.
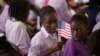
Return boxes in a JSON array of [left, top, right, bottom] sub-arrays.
[[71, 28, 81, 32]]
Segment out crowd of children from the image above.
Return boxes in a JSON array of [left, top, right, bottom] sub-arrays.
[[0, 0, 100, 56]]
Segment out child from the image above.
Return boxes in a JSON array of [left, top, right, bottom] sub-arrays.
[[5, 0, 30, 55], [88, 29, 100, 56], [63, 14, 91, 56], [28, 6, 63, 56]]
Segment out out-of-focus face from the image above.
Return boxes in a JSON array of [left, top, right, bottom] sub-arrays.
[[43, 13, 58, 34], [71, 21, 88, 40]]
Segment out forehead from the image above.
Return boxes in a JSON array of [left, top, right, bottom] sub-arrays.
[[70, 21, 86, 28], [44, 13, 57, 21]]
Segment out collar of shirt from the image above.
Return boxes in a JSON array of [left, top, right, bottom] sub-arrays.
[[41, 26, 58, 40], [10, 17, 16, 21]]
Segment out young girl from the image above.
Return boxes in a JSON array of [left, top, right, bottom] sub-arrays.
[[5, 0, 30, 55], [63, 14, 91, 56], [28, 6, 63, 56]]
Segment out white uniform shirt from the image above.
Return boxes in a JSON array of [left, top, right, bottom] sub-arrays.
[[92, 22, 100, 32], [0, 4, 10, 32], [5, 18, 30, 55], [92, 12, 100, 32], [28, 26, 60, 56], [96, 12, 100, 23]]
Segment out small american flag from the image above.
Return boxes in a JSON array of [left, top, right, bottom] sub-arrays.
[[58, 22, 72, 39]]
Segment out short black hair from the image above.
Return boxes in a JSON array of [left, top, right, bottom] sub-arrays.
[[88, 29, 100, 55], [71, 14, 89, 27], [39, 6, 56, 22], [9, 0, 29, 22]]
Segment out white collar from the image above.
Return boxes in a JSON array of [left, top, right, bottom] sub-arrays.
[[41, 26, 57, 39]]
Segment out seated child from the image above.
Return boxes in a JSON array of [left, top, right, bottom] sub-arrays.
[[63, 14, 91, 56], [28, 6, 63, 56], [5, 0, 30, 55]]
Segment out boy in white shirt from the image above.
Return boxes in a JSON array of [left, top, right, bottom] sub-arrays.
[[28, 6, 63, 56], [5, 0, 30, 55]]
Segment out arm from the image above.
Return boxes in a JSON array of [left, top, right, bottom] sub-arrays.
[[28, 37, 63, 56], [39, 41, 63, 56], [15, 23, 30, 55]]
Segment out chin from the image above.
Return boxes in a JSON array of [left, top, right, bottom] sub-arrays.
[[50, 31, 56, 34]]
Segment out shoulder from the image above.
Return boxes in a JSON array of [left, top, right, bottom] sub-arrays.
[[64, 38, 75, 47], [13, 21, 26, 30], [6, 19, 26, 31], [66, 38, 75, 44], [31, 31, 44, 45]]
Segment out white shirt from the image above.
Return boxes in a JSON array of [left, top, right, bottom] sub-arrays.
[[0, 4, 10, 32], [96, 12, 100, 23], [92, 22, 100, 32], [28, 26, 60, 56], [5, 18, 30, 55]]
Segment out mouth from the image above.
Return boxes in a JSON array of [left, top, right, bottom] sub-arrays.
[[73, 35, 79, 38], [50, 29, 57, 33]]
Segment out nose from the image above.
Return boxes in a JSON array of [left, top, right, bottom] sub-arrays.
[[51, 23, 57, 28], [73, 31, 76, 36], [73, 30, 79, 37]]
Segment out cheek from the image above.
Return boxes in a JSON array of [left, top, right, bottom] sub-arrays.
[[78, 31, 86, 37], [43, 23, 49, 28], [72, 30, 84, 38]]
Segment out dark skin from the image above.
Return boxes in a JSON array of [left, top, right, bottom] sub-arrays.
[[70, 21, 88, 41], [42, 13, 58, 34], [39, 13, 63, 56]]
